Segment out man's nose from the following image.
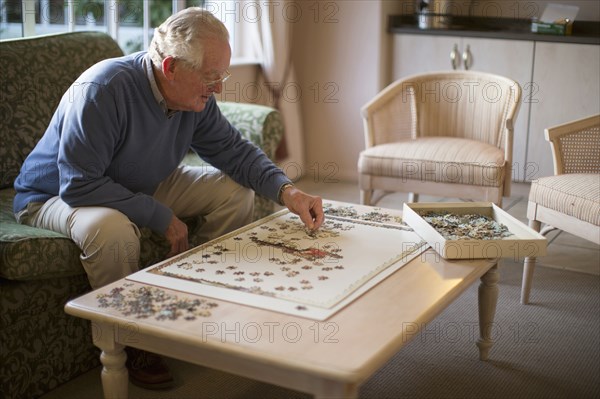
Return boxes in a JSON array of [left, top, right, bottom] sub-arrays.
[[211, 81, 223, 94]]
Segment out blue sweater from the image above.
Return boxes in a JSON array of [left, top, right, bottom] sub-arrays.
[[14, 52, 289, 234]]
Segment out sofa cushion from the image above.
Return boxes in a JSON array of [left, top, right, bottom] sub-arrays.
[[0, 189, 83, 280], [358, 137, 506, 187], [0, 188, 185, 281]]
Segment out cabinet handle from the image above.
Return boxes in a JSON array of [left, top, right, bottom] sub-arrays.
[[450, 44, 460, 70], [462, 45, 473, 70]]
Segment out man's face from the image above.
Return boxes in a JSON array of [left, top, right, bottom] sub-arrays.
[[164, 39, 231, 113]]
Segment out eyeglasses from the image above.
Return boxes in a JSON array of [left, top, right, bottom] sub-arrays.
[[152, 44, 231, 88], [203, 70, 231, 88]]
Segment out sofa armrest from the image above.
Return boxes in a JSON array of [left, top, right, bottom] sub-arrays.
[[181, 102, 284, 221], [218, 102, 284, 220], [217, 101, 284, 162], [182, 102, 283, 166]]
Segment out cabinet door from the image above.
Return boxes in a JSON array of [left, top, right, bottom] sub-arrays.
[[392, 34, 462, 78], [527, 42, 600, 179], [464, 37, 535, 182]]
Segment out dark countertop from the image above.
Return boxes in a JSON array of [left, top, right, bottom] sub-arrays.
[[389, 15, 600, 45]]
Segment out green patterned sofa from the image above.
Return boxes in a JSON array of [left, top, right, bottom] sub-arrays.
[[0, 32, 283, 399]]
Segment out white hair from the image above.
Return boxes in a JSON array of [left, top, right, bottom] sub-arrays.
[[149, 7, 229, 70]]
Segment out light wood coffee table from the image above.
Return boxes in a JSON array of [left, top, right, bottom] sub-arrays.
[[65, 203, 499, 399]]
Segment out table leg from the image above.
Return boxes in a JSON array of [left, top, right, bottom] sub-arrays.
[[476, 263, 499, 361], [92, 321, 129, 399]]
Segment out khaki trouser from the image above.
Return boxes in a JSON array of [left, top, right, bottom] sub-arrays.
[[16, 165, 254, 289]]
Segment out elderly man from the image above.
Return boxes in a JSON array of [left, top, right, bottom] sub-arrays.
[[13, 7, 323, 389]]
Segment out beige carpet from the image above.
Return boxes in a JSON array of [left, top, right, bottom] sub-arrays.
[[42, 258, 600, 399]]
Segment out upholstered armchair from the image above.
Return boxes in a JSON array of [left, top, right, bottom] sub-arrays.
[[358, 71, 521, 207], [521, 114, 600, 304]]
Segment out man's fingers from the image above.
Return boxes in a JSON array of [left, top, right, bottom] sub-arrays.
[[180, 239, 189, 253], [165, 215, 189, 257], [310, 199, 325, 230], [280, 187, 324, 231], [167, 236, 188, 258], [298, 208, 315, 230], [311, 209, 325, 230]]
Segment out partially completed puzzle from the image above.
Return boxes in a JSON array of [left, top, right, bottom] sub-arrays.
[[129, 204, 427, 320]]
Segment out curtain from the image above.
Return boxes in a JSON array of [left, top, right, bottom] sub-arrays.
[[246, 0, 305, 177]]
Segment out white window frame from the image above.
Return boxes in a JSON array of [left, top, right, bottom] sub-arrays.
[[8, 0, 246, 61]]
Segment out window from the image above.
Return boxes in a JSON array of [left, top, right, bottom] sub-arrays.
[[0, 0, 240, 57]]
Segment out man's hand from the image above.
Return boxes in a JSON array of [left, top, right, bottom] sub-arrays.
[[281, 185, 324, 231], [165, 214, 189, 257]]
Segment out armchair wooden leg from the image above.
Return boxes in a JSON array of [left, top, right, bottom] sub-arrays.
[[408, 193, 419, 203], [360, 190, 373, 206]]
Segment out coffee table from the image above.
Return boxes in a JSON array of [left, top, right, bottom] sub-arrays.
[[65, 202, 499, 398]]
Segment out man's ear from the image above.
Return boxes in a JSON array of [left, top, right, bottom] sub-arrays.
[[162, 56, 176, 80]]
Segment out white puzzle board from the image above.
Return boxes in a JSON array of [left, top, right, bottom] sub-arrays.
[[128, 205, 427, 320]]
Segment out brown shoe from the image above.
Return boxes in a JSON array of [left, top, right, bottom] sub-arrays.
[[125, 347, 174, 390]]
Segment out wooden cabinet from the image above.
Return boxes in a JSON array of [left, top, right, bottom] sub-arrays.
[[527, 42, 600, 179], [392, 34, 534, 181]]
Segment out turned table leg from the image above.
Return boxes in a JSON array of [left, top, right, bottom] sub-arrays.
[[476, 263, 499, 361], [93, 321, 129, 399]]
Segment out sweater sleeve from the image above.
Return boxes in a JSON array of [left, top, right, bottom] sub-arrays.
[[190, 98, 291, 202], [58, 81, 172, 234]]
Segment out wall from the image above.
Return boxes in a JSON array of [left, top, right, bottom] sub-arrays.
[[215, 61, 261, 105], [290, 0, 402, 182]]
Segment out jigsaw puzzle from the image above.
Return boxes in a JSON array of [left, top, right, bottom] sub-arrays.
[[128, 204, 427, 320]]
